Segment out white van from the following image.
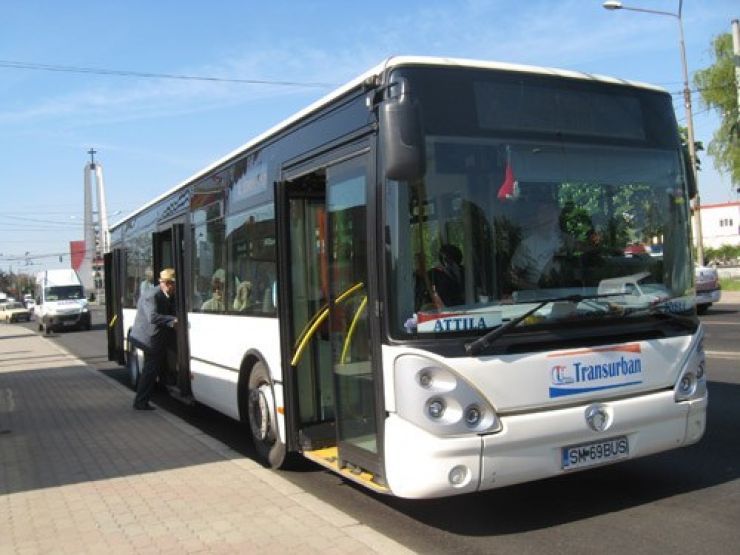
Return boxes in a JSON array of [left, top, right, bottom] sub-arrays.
[[34, 269, 91, 333]]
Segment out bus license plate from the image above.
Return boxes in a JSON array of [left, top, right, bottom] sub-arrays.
[[561, 436, 629, 471]]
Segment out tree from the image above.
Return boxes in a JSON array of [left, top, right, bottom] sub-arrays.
[[0, 270, 10, 292], [693, 33, 739, 187]]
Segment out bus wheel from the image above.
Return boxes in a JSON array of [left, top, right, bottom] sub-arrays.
[[126, 341, 143, 389], [247, 362, 286, 468]]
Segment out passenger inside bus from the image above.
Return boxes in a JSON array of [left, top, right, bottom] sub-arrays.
[[429, 244, 466, 307], [201, 269, 226, 312], [509, 185, 568, 289], [139, 267, 155, 299], [232, 280, 252, 311]]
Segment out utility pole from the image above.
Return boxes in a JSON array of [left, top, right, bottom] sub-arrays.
[[733, 20, 740, 127], [734, 20, 740, 196], [602, 0, 704, 263]]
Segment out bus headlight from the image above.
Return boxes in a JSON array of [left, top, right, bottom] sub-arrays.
[[464, 405, 482, 427], [394, 355, 501, 436], [427, 398, 446, 419], [674, 330, 707, 402]]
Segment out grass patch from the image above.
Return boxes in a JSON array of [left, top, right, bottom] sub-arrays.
[[720, 277, 740, 291]]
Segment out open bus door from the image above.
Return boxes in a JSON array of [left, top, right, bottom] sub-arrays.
[[152, 222, 192, 400], [104, 249, 126, 364], [279, 147, 385, 487]]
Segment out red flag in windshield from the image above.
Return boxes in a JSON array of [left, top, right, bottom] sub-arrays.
[[497, 146, 518, 200], [497, 163, 517, 200]]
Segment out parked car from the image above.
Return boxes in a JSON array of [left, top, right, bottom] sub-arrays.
[[597, 271, 670, 307], [695, 264, 721, 314], [623, 243, 648, 257], [1, 301, 31, 323]]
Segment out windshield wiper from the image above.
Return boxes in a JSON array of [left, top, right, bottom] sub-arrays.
[[464, 293, 622, 356]]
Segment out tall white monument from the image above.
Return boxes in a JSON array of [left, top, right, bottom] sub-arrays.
[[80, 149, 110, 294]]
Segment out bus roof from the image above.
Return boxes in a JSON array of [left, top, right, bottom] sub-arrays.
[[111, 55, 667, 230]]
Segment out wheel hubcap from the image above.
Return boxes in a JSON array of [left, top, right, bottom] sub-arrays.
[[249, 386, 272, 442]]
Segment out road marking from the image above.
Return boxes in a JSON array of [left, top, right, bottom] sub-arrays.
[[703, 321, 740, 326], [706, 350, 740, 360]]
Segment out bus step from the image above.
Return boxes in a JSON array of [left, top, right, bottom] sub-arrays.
[[303, 447, 388, 494], [299, 421, 336, 451]]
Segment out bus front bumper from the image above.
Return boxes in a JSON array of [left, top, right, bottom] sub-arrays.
[[384, 390, 706, 499]]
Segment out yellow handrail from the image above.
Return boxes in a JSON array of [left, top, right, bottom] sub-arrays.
[[292, 281, 364, 351], [290, 308, 330, 366], [108, 314, 117, 328], [340, 295, 367, 364], [290, 282, 365, 367]]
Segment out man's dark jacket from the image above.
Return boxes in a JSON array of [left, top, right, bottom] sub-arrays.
[[129, 286, 176, 353]]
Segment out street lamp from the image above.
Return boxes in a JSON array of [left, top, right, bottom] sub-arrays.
[[603, 0, 705, 264]]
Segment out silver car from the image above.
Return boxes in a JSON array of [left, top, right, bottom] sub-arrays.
[[695, 264, 721, 314]]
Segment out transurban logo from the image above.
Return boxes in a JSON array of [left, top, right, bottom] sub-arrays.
[[549, 355, 643, 398]]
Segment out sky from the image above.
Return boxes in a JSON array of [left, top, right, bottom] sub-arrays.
[[1, 0, 738, 274]]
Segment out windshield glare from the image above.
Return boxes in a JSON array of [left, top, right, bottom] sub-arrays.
[[385, 138, 693, 337]]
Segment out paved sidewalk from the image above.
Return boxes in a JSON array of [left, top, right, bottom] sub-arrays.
[[0, 325, 413, 554]]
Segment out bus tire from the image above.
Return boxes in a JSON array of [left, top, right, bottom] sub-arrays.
[[247, 361, 286, 468], [126, 340, 143, 390]]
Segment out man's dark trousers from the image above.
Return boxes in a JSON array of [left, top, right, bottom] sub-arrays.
[[134, 350, 164, 408]]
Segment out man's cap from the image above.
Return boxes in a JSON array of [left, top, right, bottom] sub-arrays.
[[159, 268, 176, 282]]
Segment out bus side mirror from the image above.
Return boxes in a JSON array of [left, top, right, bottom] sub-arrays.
[[683, 145, 697, 199], [380, 79, 425, 182]]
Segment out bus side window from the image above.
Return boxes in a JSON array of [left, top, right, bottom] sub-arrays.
[[192, 215, 226, 312], [224, 203, 276, 316]]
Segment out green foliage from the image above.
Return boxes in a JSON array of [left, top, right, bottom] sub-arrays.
[[0, 270, 10, 292], [0, 270, 35, 296], [719, 277, 740, 291], [693, 33, 740, 186], [703, 244, 740, 264], [558, 182, 663, 248]]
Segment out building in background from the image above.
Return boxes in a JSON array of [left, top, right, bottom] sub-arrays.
[[698, 201, 740, 249]]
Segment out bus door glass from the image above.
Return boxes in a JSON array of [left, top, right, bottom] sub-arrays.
[[285, 172, 334, 445], [153, 224, 190, 395], [284, 150, 380, 474], [104, 248, 126, 364], [326, 155, 379, 470]]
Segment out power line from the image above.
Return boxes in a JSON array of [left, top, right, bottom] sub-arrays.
[[0, 59, 338, 89], [0, 214, 83, 227]]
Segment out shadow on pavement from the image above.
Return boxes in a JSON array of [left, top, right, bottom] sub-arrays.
[[0, 364, 253, 496]]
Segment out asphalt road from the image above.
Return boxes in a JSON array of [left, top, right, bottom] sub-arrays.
[[19, 301, 740, 554]]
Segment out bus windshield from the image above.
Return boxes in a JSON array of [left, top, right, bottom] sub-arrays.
[[384, 70, 692, 338]]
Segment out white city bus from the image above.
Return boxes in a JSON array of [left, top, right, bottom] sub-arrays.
[[105, 56, 707, 498]]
